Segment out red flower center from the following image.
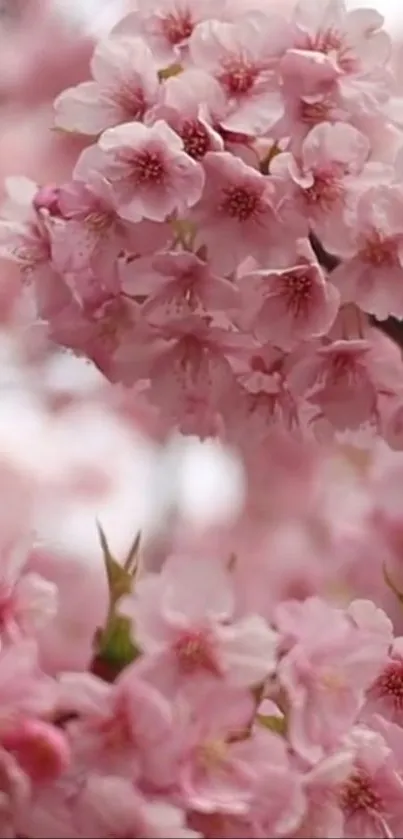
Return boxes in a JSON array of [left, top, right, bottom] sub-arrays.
[[220, 185, 260, 221], [341, 767, 383, 816], [129, 150, 166, 185], [181, 119, 211, 160], [220, 57, 258, 96], [161, 10, 194, 46], [173, 629, 220, 675], [372, 658, 403, 708]]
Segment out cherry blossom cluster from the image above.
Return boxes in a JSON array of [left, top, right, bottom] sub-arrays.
[[3, 0, 403, 837], [3, 0, 403, 472]]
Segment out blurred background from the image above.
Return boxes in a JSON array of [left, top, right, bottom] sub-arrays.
[[0, 0, 401, 573]]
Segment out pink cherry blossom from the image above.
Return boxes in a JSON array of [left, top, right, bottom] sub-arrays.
[[59, 665, 176, 785], [288, 338, 393, 432], [191, 152, 289, 275], [276, 597, 391, 763], [271, 121, 380, 254], [54, 35, 160, 136], [189, 13, 290, 136], [0, 176, 59, 293], [339, 723, 403, 839], [114, 0, 227, 68], [123, 250, 239, 322], [146, 69, 225, 160], [75, 119, 205, 224], [291, 0, 391, 79], [239, 238, 340, 350], [331, 184, 403, 319], [120, 554, 279, 695], [366, 637, 403, 725], [176, 684, 257, 815]]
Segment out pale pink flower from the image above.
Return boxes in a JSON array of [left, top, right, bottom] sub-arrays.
[[339, 723, 403, 838], [114, 0, 227, 68], [177, 684, 257, 815], [239, 238, 340, 350], [271, 122, 377, 254], [0, 537, 57, 646], [123, 251, 239, 321], [0, 176, 59, 292], [79, 776, 200, 839], [51, 178, 171, 309], [47, 291, 152, 385], [54, 35, 160, 136], [331, 185, 403, 319], [291, 0, 391, 79], [288, 339, 389, 432], [276, 597, 391, 763], [191, 152, 288, 275], [145, 314, 249, 436], [146, 69, 224, 160], [75, 120, 204, 223], [59, 665, 176, 785], [189, 13, 290, 136], [120, 554, 279, 695], [296, 749, 355, 838], [0, 641, 56, 726], [366, 637, 403, 725]]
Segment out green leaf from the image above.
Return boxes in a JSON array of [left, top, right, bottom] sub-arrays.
[[383, 562, 403, 606], [257, 714, 287, 736], [97, 522, 137, 605]]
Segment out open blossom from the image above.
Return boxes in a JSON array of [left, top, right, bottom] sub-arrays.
[[146, 69, 225, 160], [59, 665, 176, 785], [331, 184, 403, 319], [114, 0, 227, 68], [271, 121, 381, 254], [0, 176, 59, 293], [191, 152, 289, 275], [144, 313, 250, 436], [290, 0, 391, 80], [339, 723, 403, 839], [288, 338, 394, 432], [120, 554, 279, 695], [75, 119, 205, 224], [239, 238, 340, 350], [123, 250, 239, 321], [54, 36, 160, 136], [50, 177, 171, 309], [276, 597, 391, 763], [189, 13, 290, 136]]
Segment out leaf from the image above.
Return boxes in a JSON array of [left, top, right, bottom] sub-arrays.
[[383, 562, 403, 606], [97, 521, 137, 605], [257, 714, 287, 736]]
